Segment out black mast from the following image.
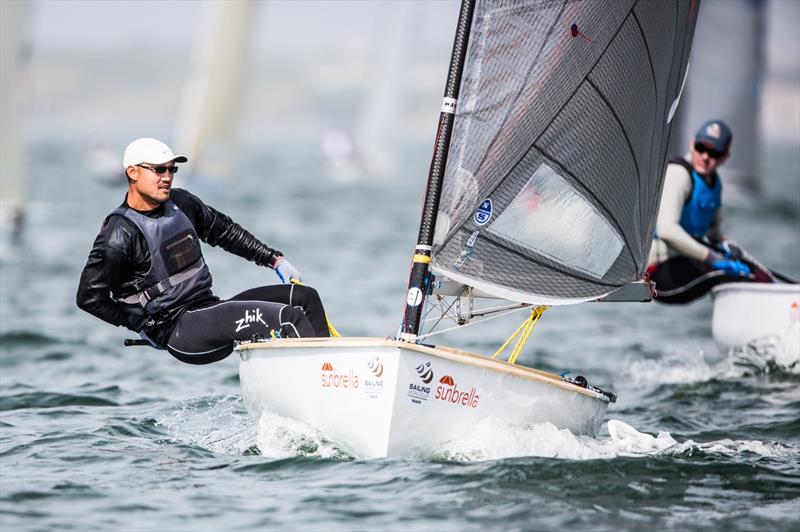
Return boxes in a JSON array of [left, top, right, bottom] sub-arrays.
[[399, 0, 476, 340]]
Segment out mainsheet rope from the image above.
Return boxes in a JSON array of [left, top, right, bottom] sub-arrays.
[[491, 305, 549, 364]]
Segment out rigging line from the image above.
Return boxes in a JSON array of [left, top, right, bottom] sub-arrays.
[[421, 296, 461, 335], [422, 300, 530, 323], [414, 303, 534, 341]]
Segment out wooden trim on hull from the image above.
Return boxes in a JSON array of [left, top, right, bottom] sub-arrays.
[[237, 337, 609, 402]]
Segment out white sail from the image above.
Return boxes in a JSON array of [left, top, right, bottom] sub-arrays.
[[0, 0, 30, 233], [174, 0, 255, 180]]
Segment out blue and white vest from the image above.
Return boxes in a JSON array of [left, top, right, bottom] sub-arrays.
[[673, 159, 722, 239]]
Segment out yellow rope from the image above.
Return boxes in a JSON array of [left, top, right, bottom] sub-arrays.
[[326, 317, 341, 338], [492, 305, 548, 364]]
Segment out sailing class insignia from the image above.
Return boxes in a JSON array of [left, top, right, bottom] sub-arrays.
[[406, 287, 423, 307], [473, 199, 493, 226]]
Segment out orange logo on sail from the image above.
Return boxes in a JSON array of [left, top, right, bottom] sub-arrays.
[[322, 362, 333, 371], [439, 375, 455, 386]]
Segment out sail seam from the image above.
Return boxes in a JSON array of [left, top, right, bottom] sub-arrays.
[[442, 0, 568, 249], [583, 77, 641, 264], [531, 4, 637, 148], [584, 77, 641, 190], [533, 147, 637, 269], [630, 9, 657, 240], [631, 11, 657, 100], [464, 227, 622, 289]]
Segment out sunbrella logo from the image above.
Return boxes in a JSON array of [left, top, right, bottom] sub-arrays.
[[408, 361, 433, 404], [364, 357, 384, 398], [320, 362, 359, 390], [435, 375, 479, 408]]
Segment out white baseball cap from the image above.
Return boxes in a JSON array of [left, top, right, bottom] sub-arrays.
[[122, 138, 188, 169]]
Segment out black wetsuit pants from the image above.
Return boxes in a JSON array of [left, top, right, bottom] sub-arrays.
[[650, 257, 751, 304], [166, 284, 329, 365]]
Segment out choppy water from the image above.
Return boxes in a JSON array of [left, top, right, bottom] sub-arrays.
[[1, 139, 799, 531]]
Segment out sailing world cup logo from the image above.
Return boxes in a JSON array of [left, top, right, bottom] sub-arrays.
[[408, 361, 433, 404], [364, 356, 384, 398]]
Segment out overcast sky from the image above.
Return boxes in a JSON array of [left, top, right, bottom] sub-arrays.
[[27, 0, 460, 58]]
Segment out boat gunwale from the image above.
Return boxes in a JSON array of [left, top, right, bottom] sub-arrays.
[[711, 283, 800, 296], [237, 337, 609, 401]]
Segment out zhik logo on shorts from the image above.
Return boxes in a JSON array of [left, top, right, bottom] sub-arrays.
[[235, 308, 267, 332]]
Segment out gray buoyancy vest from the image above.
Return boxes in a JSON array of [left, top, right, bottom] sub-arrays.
[[113, 201, 213, 318]]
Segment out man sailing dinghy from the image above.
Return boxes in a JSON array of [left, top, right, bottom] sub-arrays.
[[239, 0, 700, 459]]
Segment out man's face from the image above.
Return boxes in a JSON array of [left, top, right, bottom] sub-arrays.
[[129, 162, 177, 205], [690, 139, 729, 176]]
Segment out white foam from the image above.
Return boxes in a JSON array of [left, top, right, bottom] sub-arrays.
[[434, 419, 799, 462], [625, 340, 799, 387], [158, 395, 256, 455], [160, 398, 799, 463], [255, 411, 348, 459]]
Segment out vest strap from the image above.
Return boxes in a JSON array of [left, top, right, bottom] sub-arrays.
[[120, 258, 206, 306]]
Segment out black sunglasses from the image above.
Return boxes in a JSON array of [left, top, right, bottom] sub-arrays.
[[137, 164, 179, 175], [693, 142, 725, 159]]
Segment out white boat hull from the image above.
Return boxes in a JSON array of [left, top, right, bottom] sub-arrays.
[[238, 338, 611, 459], [711, 283, 800, 356]]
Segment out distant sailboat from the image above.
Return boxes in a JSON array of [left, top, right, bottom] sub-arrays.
[[0, 0, 30, 239], [322, 1, 414, 182], [239, 0, 700, 459], [174, 0, 256, 181]]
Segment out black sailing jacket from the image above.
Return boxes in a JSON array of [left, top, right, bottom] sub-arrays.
[[76, 188, 280, 346]]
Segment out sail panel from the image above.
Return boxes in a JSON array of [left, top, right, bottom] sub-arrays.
[[488, 163, 624, 279], [433, 0, 699, 304]]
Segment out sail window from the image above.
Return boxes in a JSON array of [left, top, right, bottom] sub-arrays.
[[487, 164, 623, 279]]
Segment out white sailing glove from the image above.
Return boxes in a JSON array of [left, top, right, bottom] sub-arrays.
[[272, 256, 302, 284]]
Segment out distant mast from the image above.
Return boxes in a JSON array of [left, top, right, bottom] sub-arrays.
[[400, 0, 476, 339], [174, 0, 255, 180], [0, 0, 30, 239]]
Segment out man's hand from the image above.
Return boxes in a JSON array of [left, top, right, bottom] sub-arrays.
[[719, 239, 744, 260], [712, 259, 751, 277], [272, 256, 302, 284]]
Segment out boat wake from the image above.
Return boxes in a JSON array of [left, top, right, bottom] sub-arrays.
[[254, 411, 351, 460], [434, 419, 799, 462], [158, 395, 257, 455], [730, 331, 800, 374], [159, 397, 797, 464], [626, 342, 799, 387]]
